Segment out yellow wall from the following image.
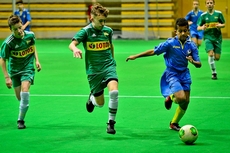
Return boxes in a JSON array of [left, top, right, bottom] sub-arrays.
[[177, 0, 230, 37]]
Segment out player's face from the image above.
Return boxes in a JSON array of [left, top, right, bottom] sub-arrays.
[[11, 23, 24, 38], [193, 1, 199, 10], [92, 15, 106, 30], [176, 26, 189, 43], [205, 0, 214, 11], [17, 3, 24, 11]]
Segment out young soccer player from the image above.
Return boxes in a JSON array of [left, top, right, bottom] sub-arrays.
[[14, 0, 31, 31], [126, 18, 202, 131], [185, 0, 203, 48], [197, 0, 225, 80], [68, 3, 119, 134], [0, 15, 41, 129]]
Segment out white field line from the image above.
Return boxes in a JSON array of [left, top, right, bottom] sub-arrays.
[[0, 94, 230, 99]]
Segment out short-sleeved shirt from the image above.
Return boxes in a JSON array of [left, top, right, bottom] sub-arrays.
[[72, 24, 116, 75], [154, 36, 200, 97], [154, 36, 200, 72], [14, 8, 31, 31], [0, 31, 36, 77], [185, 10, 203, 32], [197, 10, 225, 41]]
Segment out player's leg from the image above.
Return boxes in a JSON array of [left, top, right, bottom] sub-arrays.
[[170, 91, 190, 131], [205, 39, 217, 79], [106, 79, 118, 134], [191, 37, 198, 47], [86, 73, 105, 112], [197, 31, 203, 49], [17, 80, 31, 129]]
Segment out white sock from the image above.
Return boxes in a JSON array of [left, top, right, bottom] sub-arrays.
[[18, 92, 29, 121], [208, 56, 216, 74], [90, 94, 103, 107], [108, 90, 118, 121]]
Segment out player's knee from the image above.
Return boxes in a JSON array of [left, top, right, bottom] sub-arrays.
[[175, 96, 186, 104], [109, 90, 118, 99], [179, 101, 189, 111], [215, 57, 220, 61]]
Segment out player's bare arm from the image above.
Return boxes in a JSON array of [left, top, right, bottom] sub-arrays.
[[126, 49, 155, 62], [1, 58, 12, 88], [186, 56, 202, 68], [110, 44, 114, 58], [69, 40, 83, 59], [34, 47, 41, 72], [216, 23, 225, 29]]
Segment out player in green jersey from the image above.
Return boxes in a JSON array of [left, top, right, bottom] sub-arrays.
[[197, 0, 225, 80], [0, 15, 41, 129], [68, 3, 118, 134]]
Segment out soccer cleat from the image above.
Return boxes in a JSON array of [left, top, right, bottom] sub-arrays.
[[86, 93, 95, 113], [165, 96, 173, 110], [17, 120, 26, 129], [169, 121, 181, 131], [212, 73, 217, 80], [106, 120, 116, 134]]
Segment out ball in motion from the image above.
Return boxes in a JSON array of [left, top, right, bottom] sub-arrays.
[[179, 124, 198, 145]]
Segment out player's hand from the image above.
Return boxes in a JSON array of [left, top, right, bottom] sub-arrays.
[[73, 50, 82, 59], [36, 62, 42, 72], [202, 24, 207, 30], [126, 55, 136, 62], [186, 56, 193, 63], [5, 77, 12, 89]]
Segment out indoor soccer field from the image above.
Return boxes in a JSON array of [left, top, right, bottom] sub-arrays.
[[0, 39, 229, 153]]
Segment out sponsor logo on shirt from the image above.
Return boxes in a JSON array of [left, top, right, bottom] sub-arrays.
[[206, 22, 217, 29], [173, 46, 180, 48], [87, 41, 110, 51], [11, 46, 35, 58]]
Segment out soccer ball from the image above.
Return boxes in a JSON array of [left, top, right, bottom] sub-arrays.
[[179, 124, 198, 145]]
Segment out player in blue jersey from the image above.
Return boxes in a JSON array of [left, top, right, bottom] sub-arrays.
[[14, 0, 31, 31], [185, 0, 203, 48], [69, 3, 118, 134], [0, 15, 41, 129], [126, 18, 202, 131]]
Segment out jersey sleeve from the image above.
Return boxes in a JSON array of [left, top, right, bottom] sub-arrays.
[[218, 12, 225, 24], [26, 10, 32, 21], [72, 29, 87, 44], [154, 41, 170, 55], [191, 43, 200, 62], [185, 11, 191, 21], [0, 43, 10, 60], [197, 15, 204, 26]]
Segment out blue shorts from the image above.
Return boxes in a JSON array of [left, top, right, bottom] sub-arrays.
[[190, 30, 203, 40], [160, 69, 191, 98]]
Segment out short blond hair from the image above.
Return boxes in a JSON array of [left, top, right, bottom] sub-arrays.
[[91, 3, 109, 18]]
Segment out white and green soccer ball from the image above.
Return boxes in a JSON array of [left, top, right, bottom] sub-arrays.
[[179, 124, 198, 145]]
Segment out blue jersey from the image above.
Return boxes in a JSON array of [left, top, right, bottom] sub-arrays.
[[154, 36, 200, 72], [14, 8, 31, 31], [154, 36, 201, 97], [185, 10, 203, 32], [185, 10, 203, 39]]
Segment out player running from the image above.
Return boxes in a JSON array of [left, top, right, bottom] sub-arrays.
[[126, 18, 202, 131], [0, 15, 41, 129]]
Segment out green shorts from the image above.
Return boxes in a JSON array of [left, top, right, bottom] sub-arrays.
[[11, 71, 35, 87], [87, 69, 118, 95], [204, 39, 222, 54]]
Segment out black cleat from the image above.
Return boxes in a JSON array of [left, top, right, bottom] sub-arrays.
[[165, 96, 173, 110], [17, 120, 26, 129], [169, 121, 181, 131], [107, 120, 116, 134], [212, 73, 217, 80], [86, 93, 95, 113]]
